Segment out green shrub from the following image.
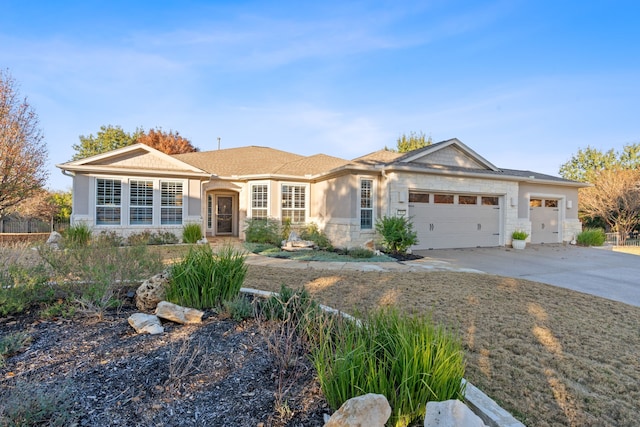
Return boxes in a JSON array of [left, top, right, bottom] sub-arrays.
[[244, 218, 282, 245], [182, 223, 203, 244], [259, 284, 318, 324], [300, 223, 333, 250], [0, 265, 52, 317], [0, 380, 76, 426], [127, 230, 179, 246], [95, 230, 124, 247], [281, 217, 292, 241], [375, 216, 418, 255], [63, 223, 92, 247], [348, 247, 374, 259], [511, 230, 529, 240], [310, 309, 466, 427], [166, 244, 247, 309], [223, 294, 255, 321], [0, 331, 31, 367], [40, 300, 77, 319], [576, 228, 606, 246]]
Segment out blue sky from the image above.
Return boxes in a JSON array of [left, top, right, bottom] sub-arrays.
[[1, 1, 638, 190]]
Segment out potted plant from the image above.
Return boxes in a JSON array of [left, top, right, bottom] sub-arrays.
[[511, 230, 528, 250]]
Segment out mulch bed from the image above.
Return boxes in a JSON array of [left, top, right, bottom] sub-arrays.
[[0, 298, 328, 427]]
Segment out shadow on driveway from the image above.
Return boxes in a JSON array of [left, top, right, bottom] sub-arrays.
[[414, 244, 640, 307]]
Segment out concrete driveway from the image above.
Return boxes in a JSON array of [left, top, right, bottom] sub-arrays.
[[414, 245, 640, 307]]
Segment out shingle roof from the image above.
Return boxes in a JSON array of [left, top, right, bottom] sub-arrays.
[[172, 146, 349, 178], [351, 150, 404, 165]]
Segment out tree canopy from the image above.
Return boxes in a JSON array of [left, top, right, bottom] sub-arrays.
[[559, 144, 640, 182], [71, 125, 198, 160], [136, 127, 198, 154], [386, 131, 432, 153], [0, 70, 49, 219]]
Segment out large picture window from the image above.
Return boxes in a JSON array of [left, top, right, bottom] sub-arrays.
[[281, 184, 306, 223], [251, 184, 268, 219], [96, 178, 121, 225], [161, 181, 183, 225], [360, 179, 373, 229], [129, 180, 153, 225]]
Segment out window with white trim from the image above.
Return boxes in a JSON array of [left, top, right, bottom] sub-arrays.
[[129, 180, 153, 225], [360, 179, 373, 229], [96, 178, 122, 225], [161, 181, 183, 225], [281, 184, 306, 223], [251, 184, 268, 219]]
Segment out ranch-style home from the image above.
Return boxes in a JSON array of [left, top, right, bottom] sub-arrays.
[[56, 138, 587, 250]]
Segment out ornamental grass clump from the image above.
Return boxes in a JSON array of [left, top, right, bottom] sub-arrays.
[[182, 223, 202, 244], [576, 228, 606, 246], [309, 308, 466, 427], [166, 244, 247, 309]]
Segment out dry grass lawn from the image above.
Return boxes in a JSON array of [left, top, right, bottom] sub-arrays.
[[244, 266, 640, 427]]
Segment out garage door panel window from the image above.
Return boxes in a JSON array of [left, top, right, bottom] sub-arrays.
[[530, 199, 542, 207], [481, 196, 499, 206], [409, 192, 429, 203], [545, 200, 558, 208], [459, 195, 478, 205], [434, 194, 454, 204]]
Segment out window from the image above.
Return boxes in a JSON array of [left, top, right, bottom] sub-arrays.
[[409, 192, 430, 203], [482, 196, 499, 206], [281, 184, 306, 223], [96, 178, 121, 225], [459, 195, 478, 205], [251, 184, 268, 219], [129, 180, 153, 225], [545, 200, 558, 208], [207, 194, 213, 228], [434, 194, 454, 204], [530, 199, 542, 208], [161, 181, 183, 225], [360, 179, 373, 229]]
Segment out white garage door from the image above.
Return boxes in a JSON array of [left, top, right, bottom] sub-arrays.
[[530, 198, 560, 244], [409, 193, 501, 250]]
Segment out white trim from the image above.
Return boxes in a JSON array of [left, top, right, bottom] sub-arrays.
[[279, 182, 309, 223]]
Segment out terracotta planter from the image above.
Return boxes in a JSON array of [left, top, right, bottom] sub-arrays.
[[512, 239, 526, 250]]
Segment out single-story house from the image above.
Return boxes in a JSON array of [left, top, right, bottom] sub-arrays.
[[56, 138, 587, 250]]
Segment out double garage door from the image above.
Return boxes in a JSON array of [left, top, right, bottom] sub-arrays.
[[409, 192, 501, 250]]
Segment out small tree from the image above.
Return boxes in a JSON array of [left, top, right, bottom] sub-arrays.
[[136, 127, 199, 154], [71, 125, 141, 160], [386, 131, 432, 153], [375, 215, 418, 255], [0, 70, 49, 219], [579, 168, 640, 244]]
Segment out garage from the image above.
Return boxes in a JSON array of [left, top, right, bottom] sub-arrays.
[[409, 192, 501, 250], [529, 198, 560, 244]]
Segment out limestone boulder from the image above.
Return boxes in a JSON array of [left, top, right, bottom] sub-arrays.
[[128, 313, 164, 335], [424, 400, 487, 427], [324, 393, 391, 427], [135, 272, 170, 311], [155, 301, 204, 324]]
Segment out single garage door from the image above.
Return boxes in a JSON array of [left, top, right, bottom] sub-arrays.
[[409, 192, 501, 250], [530, 198, 560, 244]]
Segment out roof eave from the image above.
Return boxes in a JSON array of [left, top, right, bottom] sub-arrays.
[[55, 164, 211, 179]]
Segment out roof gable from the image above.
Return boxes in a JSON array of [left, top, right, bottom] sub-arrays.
[[395, 138, 499, 171]]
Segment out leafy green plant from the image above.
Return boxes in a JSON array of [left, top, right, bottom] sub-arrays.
[[281, 217, 293, 241], [300, 222, 333, 250], [576, 228, 606, 246], [127, 230, 179, 245], [347, 247, 374, 259], [0, 380, 76, 426], [166, 244, 248, 309], [40, 300, 77, 319], [310, 309, 466, 427], [223, 294, 255, 321], [259, 285, 318, 324], [0, 265, 52, 317], [244, 218, 282, 245], [63, 222, 92, 247], [182, 223, 203, 244], [375, 216, 418, 255], [0, 332, 31, 367], [512, 230, 529, 240]]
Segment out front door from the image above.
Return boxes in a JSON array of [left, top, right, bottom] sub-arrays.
[[216, 196, 233, 235]]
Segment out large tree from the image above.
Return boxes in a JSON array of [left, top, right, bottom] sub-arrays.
[[136, 127, 198, 154], [579, 168, 640, 244], [385, 131, 432, 153], [71, 125, 140, 160], [0, 70, 48, 219], [559, 144, 640, 182]]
